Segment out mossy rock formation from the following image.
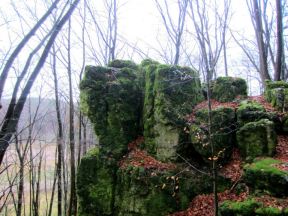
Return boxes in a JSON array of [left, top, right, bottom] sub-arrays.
[[236, 119, 277, 160], [78, 59, 205, 216], [78, 62, 286, 216], [219, 199, 262, 216], [142, 60, 203, 161], [265, 80, 288, 112], [190, 107, 236, 163], [211, 77, 247, 102], [243, 158, 288, 197], [219, 198, 288, 216]]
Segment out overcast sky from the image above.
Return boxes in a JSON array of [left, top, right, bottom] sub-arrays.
[[0, 0, 265, 98]]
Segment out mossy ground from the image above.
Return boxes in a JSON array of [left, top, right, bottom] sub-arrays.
[[244, 158, 288, 197]]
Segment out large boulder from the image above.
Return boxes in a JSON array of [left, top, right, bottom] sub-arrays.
[[243, 158, 288, 197], [219, 199, 262, 216], [77, 148, 117, 216], [190, 107, 236, 163], [142, 60, 203, 161], [236, 100, 281, 131], [211, 77, 247, 102], [265, 80, 288, 112], [80, 60, 143, 159], [115, 164, 230, 216], [236, 119, 277, 160]]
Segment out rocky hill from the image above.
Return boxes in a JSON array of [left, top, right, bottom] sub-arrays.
[[77, 59, 288, 216]]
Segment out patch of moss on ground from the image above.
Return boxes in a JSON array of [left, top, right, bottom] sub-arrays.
[[244, 158, 288, 197], [255, 206, 282, 216], [219, 198, 262, 216]]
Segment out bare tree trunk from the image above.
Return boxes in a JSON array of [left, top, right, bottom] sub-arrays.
[[15, 134, 24, 216], [275, 0, 283, 81], [48, 154, 58, 216], [51, 44, 63, 216], [250, 0, 271, 83], [67, 18, 77, 216]]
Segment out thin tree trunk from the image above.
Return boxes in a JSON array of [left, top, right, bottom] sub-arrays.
[[51, 44, 63, 216], [67, 18, 77, 216], [252, 0, 271, 83], [274, 0, 283, 81], [48, 152, 58, 216]]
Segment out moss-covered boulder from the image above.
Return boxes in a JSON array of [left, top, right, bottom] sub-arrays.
[[265, 80, 288, 112], [190, 107, 236, 163], [115, 167, 190, 216], [77, 148, 118, 216], [211, 77, 247, 102], [237, 100, 281, 131], [115, 165, 230, 216], [255, 207, 283, 216], [142, 60, 203, 161], [243, 158, 288, 197], [220, 199, 288, 216], [219, 199, 262, 216], [236, 119, 277, 160], [80, 61, 143, 159]]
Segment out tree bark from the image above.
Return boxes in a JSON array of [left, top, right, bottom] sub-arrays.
[[67, 18, 77, 216], [274, 0, 283, 81], [252, 0, 271, 83], [52, 44, 63, 216]]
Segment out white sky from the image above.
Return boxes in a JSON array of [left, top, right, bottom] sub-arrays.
[[0, 0, 269, 98]]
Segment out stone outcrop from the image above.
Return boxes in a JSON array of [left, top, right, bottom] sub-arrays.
[[78, 60, 288, 215]]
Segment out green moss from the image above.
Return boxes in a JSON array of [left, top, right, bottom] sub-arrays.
[[190, 107, 236, 163], [211, 77, 247, 102], [236, 119, 277, 160], [219, 199, 262, 216], [266, 80, 288, 89], [245, 158, 285, 176], [108, 59, 138, 69], [236, 100, 280, 128], [142, 61, 203, 160], [265, 80, 288, 111], [244, 158, 288, 197], [255, 207, 282, 215], [80, 61, 143, 159], [77, 148, 118, 216], [115, 165, 230, 216]]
